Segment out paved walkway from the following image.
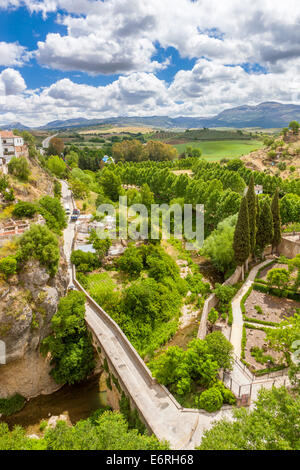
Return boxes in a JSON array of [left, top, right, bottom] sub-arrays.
[[230, 260, 272, 357]]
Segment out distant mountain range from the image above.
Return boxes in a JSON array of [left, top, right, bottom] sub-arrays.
[[2, 102, 300, 131]]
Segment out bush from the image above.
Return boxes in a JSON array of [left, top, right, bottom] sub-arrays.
[[39, 196, 66, 233], [71, 250, 98, 272], [267, 268, 290, 290], [18, 224, 60, 276], [197, 387, 223, 412], [12, 201, 37, 218], [213, 381, 236, 405], [0, 256, 17, 277], [8, 156, 30, 181], [208, 308, 219, 325], [213, 283, 237, 303], [0, 394, 26, 416], [117, 244, 143, 276]]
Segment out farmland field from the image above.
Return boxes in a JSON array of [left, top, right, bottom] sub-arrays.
[[80, 126, 154, 135], [173, 139, 264, 160]]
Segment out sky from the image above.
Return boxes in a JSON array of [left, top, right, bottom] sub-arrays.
[[0, 0, 300, 126]]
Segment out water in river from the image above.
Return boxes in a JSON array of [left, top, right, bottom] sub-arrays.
[[0, 373, 107, 434]]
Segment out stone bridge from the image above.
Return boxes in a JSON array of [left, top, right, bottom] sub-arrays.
[[72, 267, 233, 449]]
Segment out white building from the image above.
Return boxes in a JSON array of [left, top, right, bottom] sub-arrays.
[[0, 131, 28, 165]]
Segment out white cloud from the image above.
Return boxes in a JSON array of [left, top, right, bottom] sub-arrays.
[[0, 68, 26, 96], [0, 42, 28, 66], [22, 0, 300, 75], [2, 64, 300, 127]]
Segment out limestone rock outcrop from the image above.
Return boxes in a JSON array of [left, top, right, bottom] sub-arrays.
[[0, 258, 68, 398]]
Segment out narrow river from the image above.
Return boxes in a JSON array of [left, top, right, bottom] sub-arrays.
[[0, 373, 107, 434]]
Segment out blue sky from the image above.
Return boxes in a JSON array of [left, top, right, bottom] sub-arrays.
[[0, 0, 300, 126]]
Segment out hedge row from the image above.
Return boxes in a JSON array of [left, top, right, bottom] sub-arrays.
[[244, 316, 278, 328], [253, 282, 300, 301]]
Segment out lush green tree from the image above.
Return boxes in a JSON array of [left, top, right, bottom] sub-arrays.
[[280, 193, 300, 225], [267, 268, 290, 290], [8, 156, 30, 181], [201, 214, 237, 273], [271, 188, 282, 251], [0, 411, 168, 450], [112, 139, 144, 162], [47, 155, 66, 178], [39, 196, 66, 233], [71, 249, 98, 272], [117, 244, 144, 276], [144, 140, 178, 162], [205, 332, 233, 370], [99, 169, 122, 202], [53, 180, 62, 198], [41, 291, 95, 385], [69, 177, 90, 199], [44, 411, 168, 450], [215, 190, 241, 226], [48, 137, 64, 156], [149, 336, 232, 397], [65, 150, 79, 168], [289, 121, 300, 134], [92, 237, 111, 263], [213, 284, 236, 305], [266, 313, 300, 366], [140, 183, 154, 210], [198, 387, 300, 450], [246, 175, 257, 255], [256, 198, 273, 256], [18, 224, 60, 276], [233, 196, 250, 271]]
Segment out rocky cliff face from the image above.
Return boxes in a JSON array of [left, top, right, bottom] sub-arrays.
[[0, 256, 68, 399]]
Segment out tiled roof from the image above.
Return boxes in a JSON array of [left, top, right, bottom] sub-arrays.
[[0, 131, 15, 138]]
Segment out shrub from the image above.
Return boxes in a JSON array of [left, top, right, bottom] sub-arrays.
[[208, 308, 219, 325], [0, 394, 26, 416], [71, 250, 98, 272], [39, 196, 66, 233], [117, 244, 143, 276], [213, 283, 236, 304], [197, 387, 223, 412], [8, 156, 30, 181], [12, 201, 37, 218], [0, 256, 17, 277], [254, 305, 263, 314], [213, 381, 236, 405], [267, 268, 290, 290]]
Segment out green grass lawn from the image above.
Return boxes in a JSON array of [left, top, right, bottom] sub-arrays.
[[173, 139, 264, 161]]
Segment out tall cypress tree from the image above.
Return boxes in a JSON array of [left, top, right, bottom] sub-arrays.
[[233, 196, 250, 268], [256, 199, 274, 257], [271, 188, 282, 252], [246, 174, 257, 255]]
